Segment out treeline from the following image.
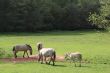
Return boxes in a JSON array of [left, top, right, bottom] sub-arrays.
[[0, 0, 109, 32]]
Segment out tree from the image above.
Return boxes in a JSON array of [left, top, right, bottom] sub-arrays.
[[88, 0, 110, 29], [0, 0, 103, 32]]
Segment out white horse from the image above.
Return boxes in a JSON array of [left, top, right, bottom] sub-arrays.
[[37, 42, 56, 66], [65, 52, 82, 67], [13, 44, 32, 58]]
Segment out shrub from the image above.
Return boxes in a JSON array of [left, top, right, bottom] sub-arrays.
[[0, 48, 6, 58]]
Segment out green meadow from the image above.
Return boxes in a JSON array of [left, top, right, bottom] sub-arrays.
[[0, 30, 110, 73]]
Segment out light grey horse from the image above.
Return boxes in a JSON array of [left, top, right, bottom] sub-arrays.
[[13, 44, 32, 58], [65, 52, 82, 67], [37, 42, 56, 66]]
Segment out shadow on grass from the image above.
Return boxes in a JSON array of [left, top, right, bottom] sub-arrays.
[[51, 64, 67, 67]]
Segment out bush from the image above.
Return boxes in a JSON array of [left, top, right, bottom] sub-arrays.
[[0, 48, 6, 58], [0, 48, 13, 58]]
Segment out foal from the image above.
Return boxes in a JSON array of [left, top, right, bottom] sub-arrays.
[[65, 52, 82, 67]]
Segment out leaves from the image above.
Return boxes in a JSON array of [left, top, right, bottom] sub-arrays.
[[0, 0, 103, 32], [88, 0, 110, 29]]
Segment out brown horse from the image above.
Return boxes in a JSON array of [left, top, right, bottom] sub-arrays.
[[13, 44, 32, 58], [37, 42, 56, 66]]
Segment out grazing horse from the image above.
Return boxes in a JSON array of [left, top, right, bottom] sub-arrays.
[[65, 52, 82, 67], [37, 42, 56, 66], [13, 44, 32, 58]]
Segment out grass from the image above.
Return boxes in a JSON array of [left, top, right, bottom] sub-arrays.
[[0, 62, 110, 73], [0, 30, 110, 73]]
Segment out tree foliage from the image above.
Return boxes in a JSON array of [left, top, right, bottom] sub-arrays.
[[88, 0, 110, 29], [0, 0, 102, 32]]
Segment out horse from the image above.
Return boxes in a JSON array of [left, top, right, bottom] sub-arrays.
[[13, 44, 32, 58], [65, 52, 82, 67], [37, 42, 56, 66]]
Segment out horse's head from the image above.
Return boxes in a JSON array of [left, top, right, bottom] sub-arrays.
[[26, 44, 32, 55], [65, 53, 70, 60], [13, 46, 15, 51], [37, 42, 43, 51], [12, 46, 17, 58]]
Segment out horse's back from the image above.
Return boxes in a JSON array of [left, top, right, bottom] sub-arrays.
[[70, 52, 82, 60], [14, 44, 28, 51], [40, 48, 55, 56]]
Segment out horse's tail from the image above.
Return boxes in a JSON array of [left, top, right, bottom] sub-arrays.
[[13, 46, 15, 51], [53, 51, 56, 61]]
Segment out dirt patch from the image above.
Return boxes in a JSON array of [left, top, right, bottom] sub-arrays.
[[0, 55, 64, 63]]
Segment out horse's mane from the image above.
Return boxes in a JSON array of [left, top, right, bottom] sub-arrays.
[[26, 44, 32, 50], [37, 42, 43, 51]]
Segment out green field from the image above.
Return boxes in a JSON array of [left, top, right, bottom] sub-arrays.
[[0, 30, 110, 73]]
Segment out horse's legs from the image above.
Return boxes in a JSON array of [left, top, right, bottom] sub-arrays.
[[74, 62, 76, 67], [15, 53, 17, 58], [23, 51, 25, 58], [79, 60, 81, 67], [53, 51, 56, 66], [41, 55, 43, 64], [72, 60, 76, 67], [13, 51, 17, 58], [38, 54, 41, 62], [48, 57, 52, 65], [48, 56, 55, 66], [26, 51, 29, 58], [52, 57, 55, 66], [44, 56, 48, 64]]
